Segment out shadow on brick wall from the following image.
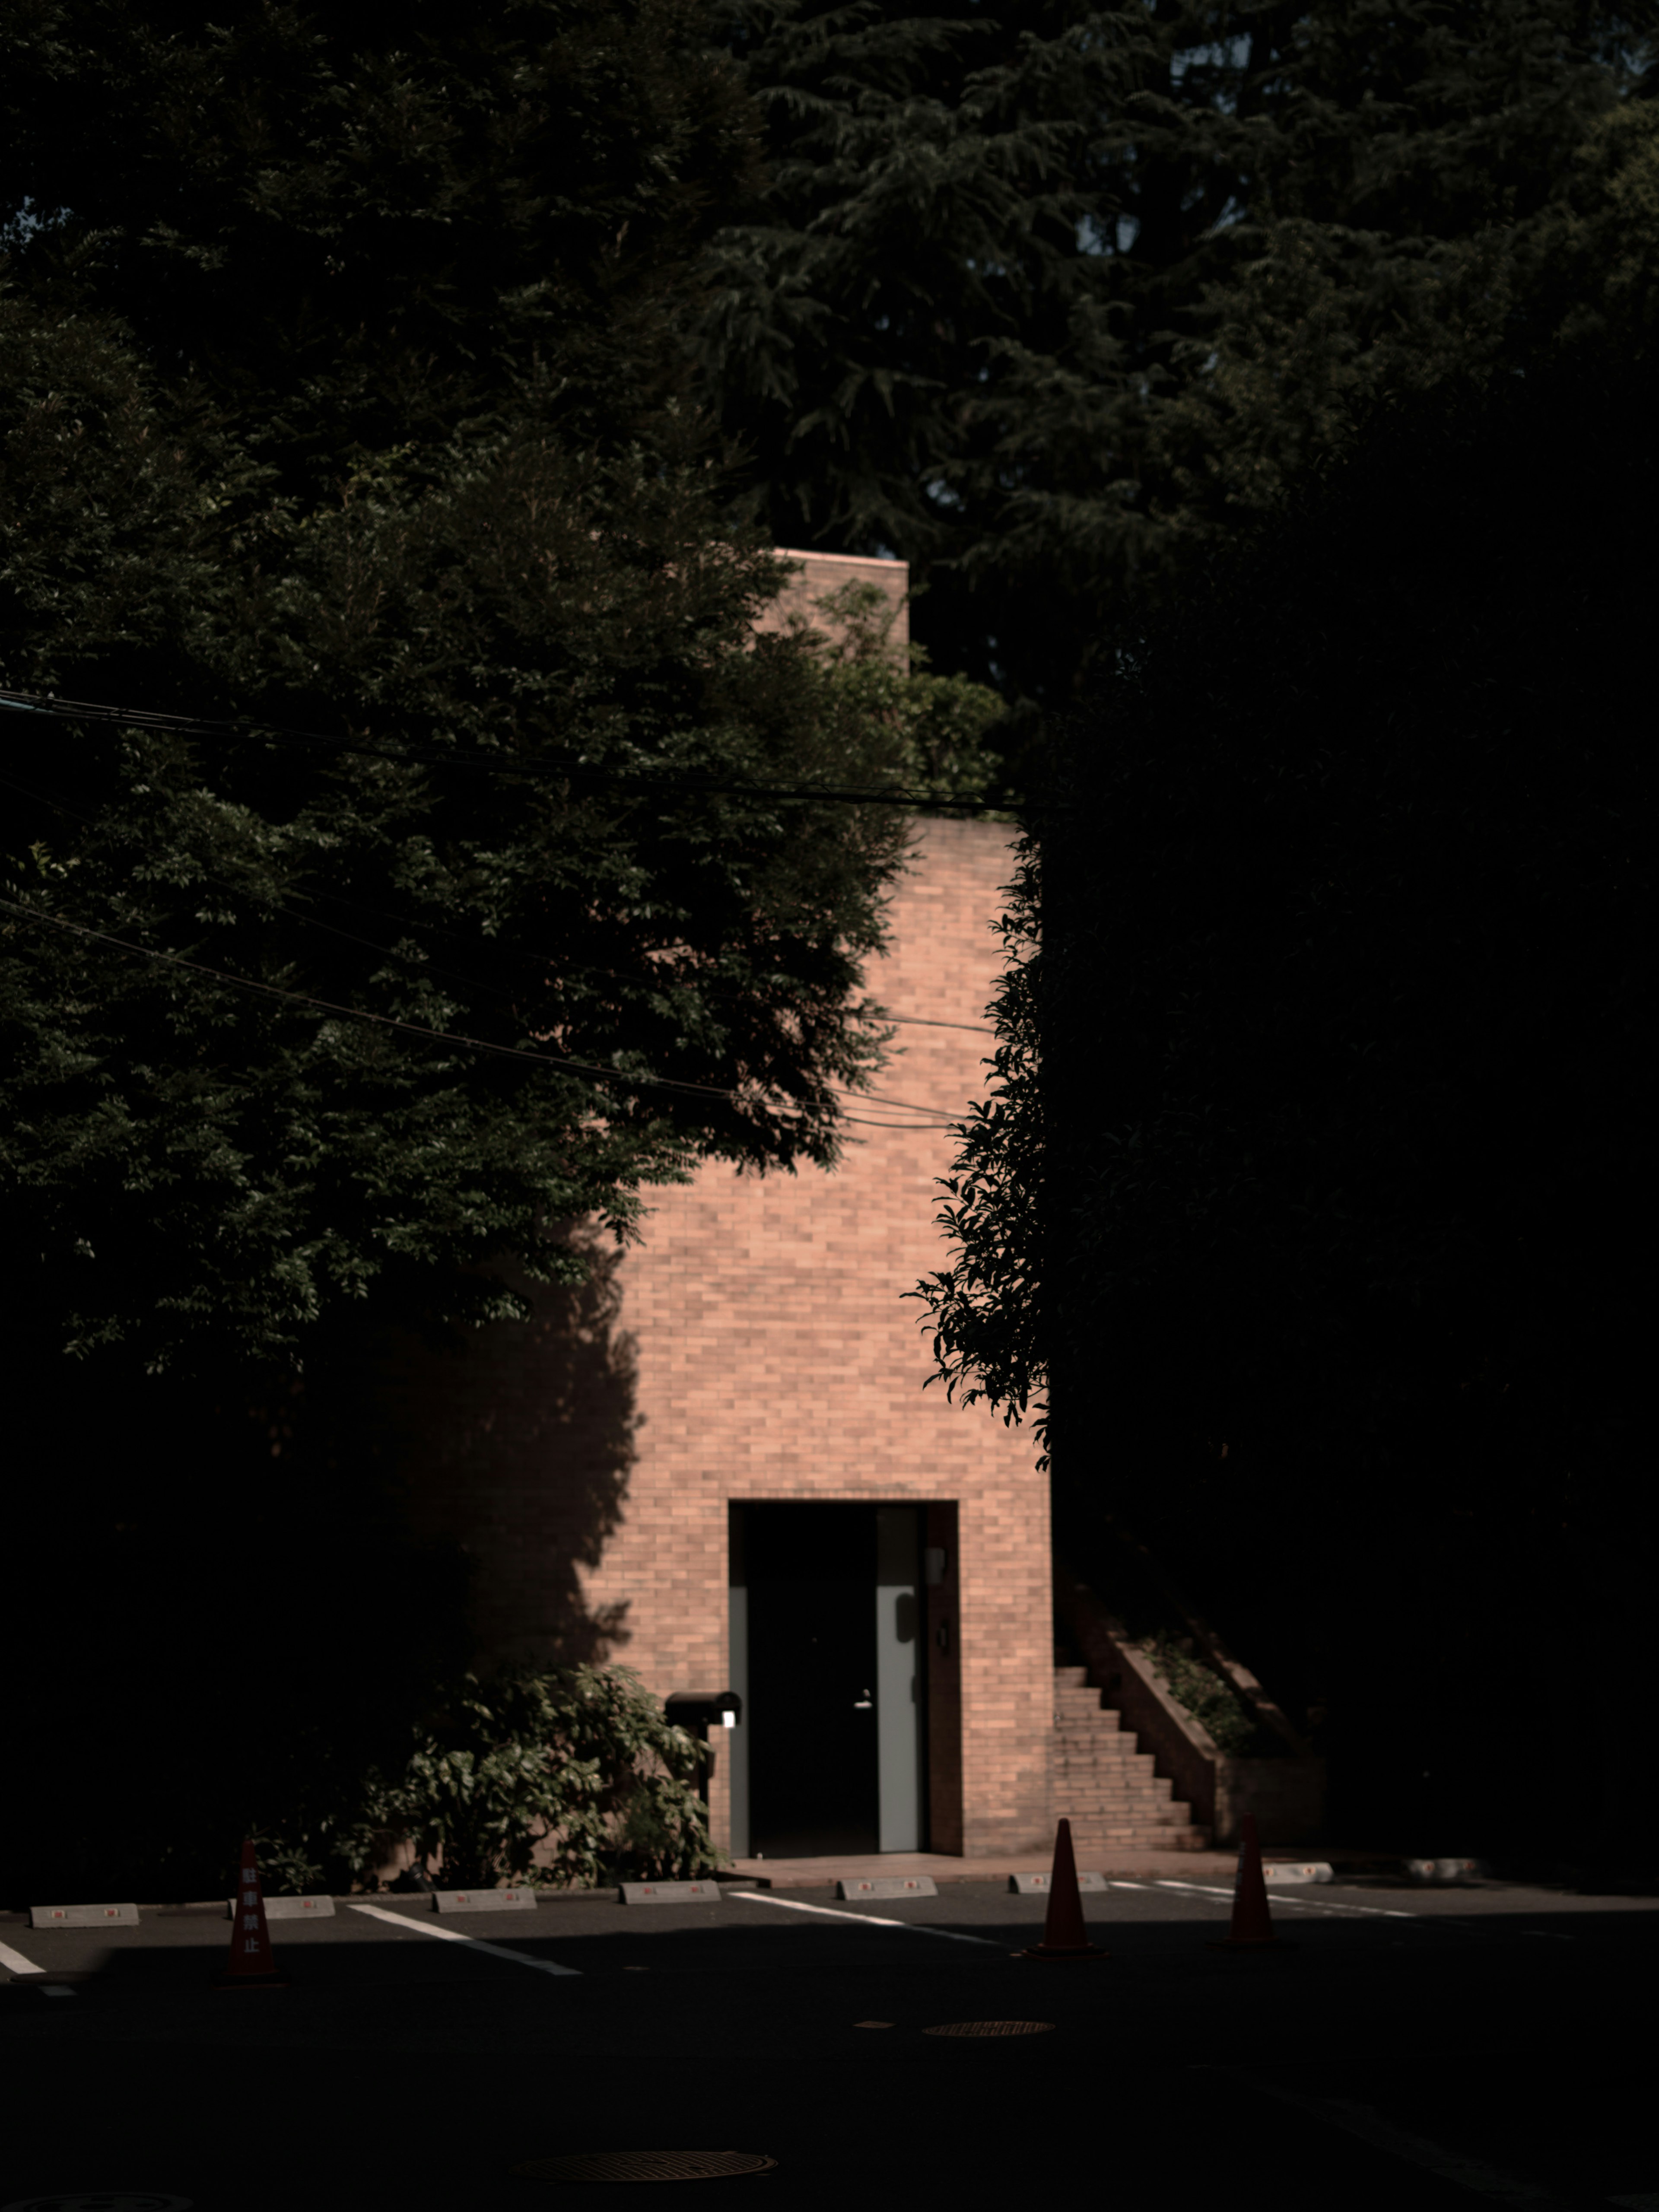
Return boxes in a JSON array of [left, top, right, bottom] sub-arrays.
[[368, 1220, 640, 1674]]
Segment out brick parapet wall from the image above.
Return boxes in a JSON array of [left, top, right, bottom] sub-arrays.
[[750, 548, 909, 663]]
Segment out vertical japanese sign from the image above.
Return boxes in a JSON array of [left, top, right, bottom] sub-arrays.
[[221, 1837, 282, 1984]]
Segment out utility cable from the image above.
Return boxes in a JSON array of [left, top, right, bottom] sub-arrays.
[[0, 764, 1000, 1115], [0, 686, 1041, 820], [0, 893, 970, 1131]]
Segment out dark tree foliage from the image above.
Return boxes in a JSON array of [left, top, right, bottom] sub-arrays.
[[918, 340, 1657, 1856], [0, 4, 1021, 1899], [698, 0, 1656, 773], [0, 0, 918, 1388]]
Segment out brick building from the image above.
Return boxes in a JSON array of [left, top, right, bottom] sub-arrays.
[[373, 555, 1054, 1865]]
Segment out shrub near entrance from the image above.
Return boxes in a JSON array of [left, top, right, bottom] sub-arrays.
[[258, 1665, 728, 1894]]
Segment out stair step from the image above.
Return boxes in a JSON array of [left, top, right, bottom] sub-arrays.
[[1074, 1824, 1209, 1835], [1062, 1811, 1199, 1828], [1066, 1822, 1212, 1840], [1058, 1781, 1180, 1799], [1059, 1808, 1186, 1824], [1062, 1829, 1194, 1841], [1064, 1814, 1201, 1826], [1067, 1837, 1211, 1853], [1059, 1770, 1164, 1784], [1062, 1828, 1188, 1839], [1051, 1662, 1199, 1844], [1056, 1782, 1175, 1799]]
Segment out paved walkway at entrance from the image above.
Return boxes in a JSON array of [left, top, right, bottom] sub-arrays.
[[721, 1847, 1389, 1888]]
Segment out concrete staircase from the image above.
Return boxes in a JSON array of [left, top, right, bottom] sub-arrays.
[[1052, 1665, 1211, 1853]]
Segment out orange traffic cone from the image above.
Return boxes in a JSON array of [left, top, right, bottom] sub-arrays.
[[215, 1839, 289, 1989], [1019, 1819, 1108, 1961], [1206, 1814, 1295, 1951]]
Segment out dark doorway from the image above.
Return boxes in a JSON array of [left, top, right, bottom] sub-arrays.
[[741, 1503, 880, 1858]]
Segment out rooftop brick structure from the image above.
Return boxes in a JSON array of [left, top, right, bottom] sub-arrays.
[[750, 547, 909, 664]]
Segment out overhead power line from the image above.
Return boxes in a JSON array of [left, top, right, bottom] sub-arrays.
[[0, 751, 999, 1038], [0, 893, 976, 1131], [0, 687, 1043, 819]]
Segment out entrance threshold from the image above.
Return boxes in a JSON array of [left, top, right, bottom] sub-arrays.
[[721, 1849, 1249, 1889]]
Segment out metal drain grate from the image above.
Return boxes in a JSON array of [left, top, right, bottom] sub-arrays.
[[922, 2020, 1056, 2038], [511, 2152, 777, 2183]]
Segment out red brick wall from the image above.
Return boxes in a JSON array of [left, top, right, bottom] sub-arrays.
[[750, 548, 909, 663], [374, 714, 1051, 1861]]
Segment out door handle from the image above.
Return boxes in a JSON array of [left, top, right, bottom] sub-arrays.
[[853, 1689, 873, 1709]]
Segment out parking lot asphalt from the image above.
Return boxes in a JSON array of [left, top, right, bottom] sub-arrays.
[[3, 1874, 1655, 2212]]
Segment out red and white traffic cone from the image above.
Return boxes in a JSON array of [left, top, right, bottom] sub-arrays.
[[215, 1838, 289, 1989], [1206, 1814, 1295, 1951], [1019, 1819, 1108, 1961]]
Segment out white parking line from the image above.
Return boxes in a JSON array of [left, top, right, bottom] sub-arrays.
[[0, 1938, 45, 1976], [1199, 2071, 1565, 2205], [1144, 1879, 1417, 1919], [1144, 1881, 1585, 1950], [728, 1893, 1004, 1947], [346, 1902, 581, 1974]]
